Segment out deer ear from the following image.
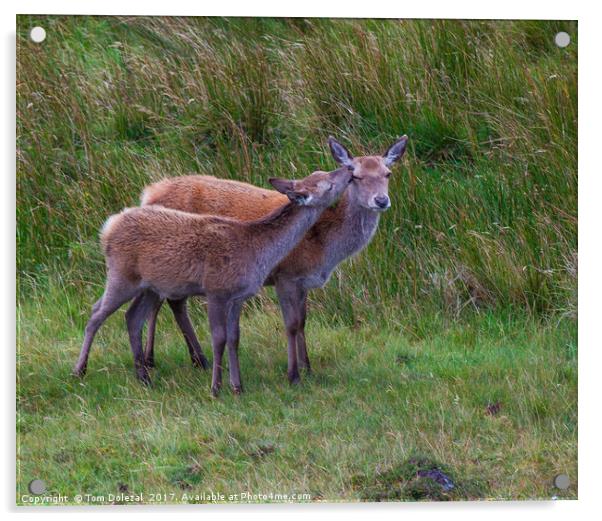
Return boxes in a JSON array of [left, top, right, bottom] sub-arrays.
[[269, 178, 295, 194], [328, 136, 354, 168], [383, 135, 408, 166], [286, 189, 311, 205]]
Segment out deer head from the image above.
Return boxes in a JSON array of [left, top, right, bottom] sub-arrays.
[[328, 135, 408, 211], [268, 169, 352, 208]]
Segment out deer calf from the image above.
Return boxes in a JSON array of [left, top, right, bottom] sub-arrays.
[[73, 169, 352, 395], [141, 136, 408, 383]]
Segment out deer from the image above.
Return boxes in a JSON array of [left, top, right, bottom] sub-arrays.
[[72, 168, 352, 396], [141, 135, 408, 384]]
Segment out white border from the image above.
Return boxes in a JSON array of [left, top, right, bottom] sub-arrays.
[[4, 1, 599, 520], [8, 0, 582, 19]]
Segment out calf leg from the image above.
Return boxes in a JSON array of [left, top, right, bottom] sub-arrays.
[[167, 298, 210, 369], [207, 296, 228, 397], [73, 277, 138, 377], [226, 299, 244, 394], [144, 298, 162, 368], [125, 291, 161, 385], [73, 297, 105, 377]]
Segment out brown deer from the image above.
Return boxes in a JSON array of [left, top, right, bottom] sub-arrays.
[[142, 136, 408, 384], [72, 169, 352, 395]]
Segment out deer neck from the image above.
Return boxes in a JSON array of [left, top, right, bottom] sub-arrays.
[[246, 202, 323, 279], [324, 192, 381, 264]]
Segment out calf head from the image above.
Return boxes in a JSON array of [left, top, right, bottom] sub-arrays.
[[269, 168, 352, 208]]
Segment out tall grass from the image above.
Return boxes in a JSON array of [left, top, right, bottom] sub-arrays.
[[17, 16, 577, 320]]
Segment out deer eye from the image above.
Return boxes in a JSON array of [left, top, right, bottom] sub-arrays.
[[327, 183, 334, 191], [351, 174, 362, 182], [385, 172, 392, 178]]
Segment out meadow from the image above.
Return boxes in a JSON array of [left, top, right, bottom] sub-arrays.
[[16, 16, 577, 503]]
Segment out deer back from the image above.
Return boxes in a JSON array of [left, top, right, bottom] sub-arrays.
[[141, 175, 288, 221]]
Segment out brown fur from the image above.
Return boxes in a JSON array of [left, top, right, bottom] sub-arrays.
[[102, 207, 248, 294], [142, 176, 333, 277], [142, 175, 288, 221], [74, 169, 352, 394], [141, 136, 409, 383], [141, 155, 395, 280]]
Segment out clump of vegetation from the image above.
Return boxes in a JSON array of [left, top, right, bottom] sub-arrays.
[[247, 441, 277, 459], [167, 463, 204, 490], [351, 455, 488, 501]]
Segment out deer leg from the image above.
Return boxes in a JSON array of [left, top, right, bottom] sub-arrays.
[[73, 277, 138, 378], [226, 299, 244, 394], [73, 297, 104, 377], [144, 298, 163, 368], [296, 289, 311, 373], [125, 290, 160, 386], [207, 296, 228, 397], [275, 280, 302, 385], [167, 298, 210, 370]]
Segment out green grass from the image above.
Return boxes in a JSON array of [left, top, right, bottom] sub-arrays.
[[18, 287, 576, 503], [16, 16, 577, 503]]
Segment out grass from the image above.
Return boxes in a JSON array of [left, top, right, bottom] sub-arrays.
[[16, 16, 577, 503], [18, 288, 576, 503]]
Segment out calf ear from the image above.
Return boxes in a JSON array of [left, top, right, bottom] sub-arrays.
[[383, 135, 408, 166], [269, 178, 310, 204], [269, 178, 295, 194], [328, 136, 354, 168], [286, 189, 311, 205]]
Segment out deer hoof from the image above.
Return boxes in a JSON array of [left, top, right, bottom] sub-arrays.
[[288, 374, 301, 386], [137, 370, 152, 387], [72, 366, 86, 378], [193, 356, 210, 370]]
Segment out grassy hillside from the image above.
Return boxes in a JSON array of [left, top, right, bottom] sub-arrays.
[[17, 16, 577, 318], [16, 16, 577, 503]]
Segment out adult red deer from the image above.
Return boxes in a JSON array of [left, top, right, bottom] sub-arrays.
[[142, 136, 408, 384], [73, 169, 352, 395]]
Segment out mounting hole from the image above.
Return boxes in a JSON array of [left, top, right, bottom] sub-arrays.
[[28, 479, 46, 495], [554, 32, 570, 48], [554, 474, 570, 490], [29, 26, 46, 43]]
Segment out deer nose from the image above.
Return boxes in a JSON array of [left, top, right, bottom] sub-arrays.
[[374, 195, 390, 209]]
